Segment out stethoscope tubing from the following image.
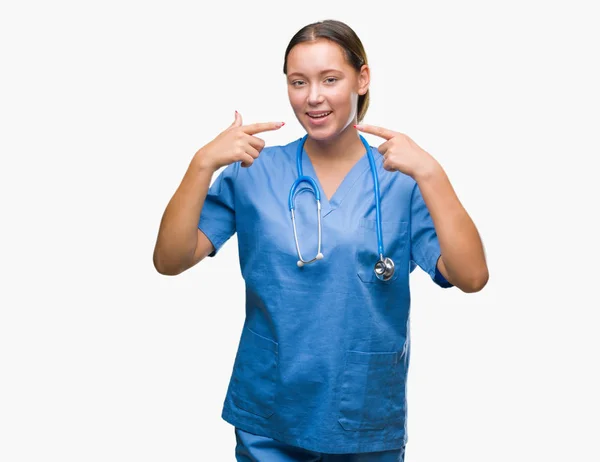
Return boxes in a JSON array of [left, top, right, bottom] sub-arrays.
[[288, 134, 390, 277]]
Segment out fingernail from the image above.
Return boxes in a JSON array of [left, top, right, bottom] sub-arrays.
[[235, 110, 238, 114], [280, 122, 285, 127], [353, 124, 358, 128]]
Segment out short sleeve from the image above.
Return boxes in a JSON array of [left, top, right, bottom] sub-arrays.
[[409, 183, 454, 288], [197, 162, 239, 257]]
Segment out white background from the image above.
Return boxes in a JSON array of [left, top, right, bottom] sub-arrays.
[[1, 0, 599, 461]]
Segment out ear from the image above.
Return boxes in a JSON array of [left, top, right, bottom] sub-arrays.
[[357, 64, 370, 96]]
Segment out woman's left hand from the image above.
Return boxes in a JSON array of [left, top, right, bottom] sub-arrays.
[[354, 124, 438, 180]]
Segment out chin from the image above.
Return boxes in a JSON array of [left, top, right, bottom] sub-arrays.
[[302, 122, 341, 142], [305, 128, 335, 141], [310, 127, 357, 145]]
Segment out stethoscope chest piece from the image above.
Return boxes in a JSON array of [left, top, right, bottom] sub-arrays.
[[374, 256, 395, 281]]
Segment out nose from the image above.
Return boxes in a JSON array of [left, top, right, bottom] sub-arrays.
[[307, 83, 324, 106]]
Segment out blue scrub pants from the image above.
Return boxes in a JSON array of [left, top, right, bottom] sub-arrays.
[[235, 428, 406, 462]]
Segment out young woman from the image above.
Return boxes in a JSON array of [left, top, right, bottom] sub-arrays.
[[153, 19, 488, 461]]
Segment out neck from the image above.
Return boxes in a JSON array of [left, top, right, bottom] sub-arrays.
[[304, 126, 365, 165]]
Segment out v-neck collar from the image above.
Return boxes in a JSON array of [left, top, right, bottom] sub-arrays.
[[299, 141, 372, 218]]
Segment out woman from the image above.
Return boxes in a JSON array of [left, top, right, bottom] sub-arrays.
[[153, 19, 488, 461]]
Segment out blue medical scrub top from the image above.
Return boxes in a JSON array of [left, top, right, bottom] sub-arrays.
[[198, 136, 452, 454]]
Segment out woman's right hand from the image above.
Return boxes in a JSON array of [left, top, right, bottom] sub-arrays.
[[193, 111, 285, 172]]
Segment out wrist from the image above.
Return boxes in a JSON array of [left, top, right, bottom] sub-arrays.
[[191, 149, 218, 174], [413, 156, 443, 183]]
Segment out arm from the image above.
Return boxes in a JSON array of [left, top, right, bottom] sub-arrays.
[[353, 123, 488, 292], [153, 158, 216, 276], [414, 162, 488, 293], [153, 112, 282, 276]]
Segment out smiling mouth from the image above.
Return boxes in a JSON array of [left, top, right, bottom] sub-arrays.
[[307, 111, 332, 119]]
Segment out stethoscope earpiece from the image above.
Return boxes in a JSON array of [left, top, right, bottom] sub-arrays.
[[297, 252, 323, 268]]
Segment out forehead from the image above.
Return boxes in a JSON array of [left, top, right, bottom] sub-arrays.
[[286, 39, 350, 74]]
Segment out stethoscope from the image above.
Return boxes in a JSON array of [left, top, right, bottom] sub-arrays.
[[287, 134, 395, 281]]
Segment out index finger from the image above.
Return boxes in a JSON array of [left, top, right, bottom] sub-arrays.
[[242, 121, 285, 135], [354, 124, 396, 140]]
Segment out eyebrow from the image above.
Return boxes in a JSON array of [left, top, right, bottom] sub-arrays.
[[287, 69, 343, 78]]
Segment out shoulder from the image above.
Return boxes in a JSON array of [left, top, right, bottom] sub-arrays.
[[228, 137, 302, 195], [257, 137, 301, 162], [366, 143, 417, 196], [238, 137, 301, 174]]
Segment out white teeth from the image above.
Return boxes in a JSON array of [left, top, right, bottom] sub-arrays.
[[309, 111, 332, 118]]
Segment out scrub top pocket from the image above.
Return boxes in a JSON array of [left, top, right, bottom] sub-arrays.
[[356, 219, 408, 283], [230, 326, 278, 419], [337, 350, 405, 431]]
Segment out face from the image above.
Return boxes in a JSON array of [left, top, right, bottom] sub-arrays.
[[286, 39, 369, 142]]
